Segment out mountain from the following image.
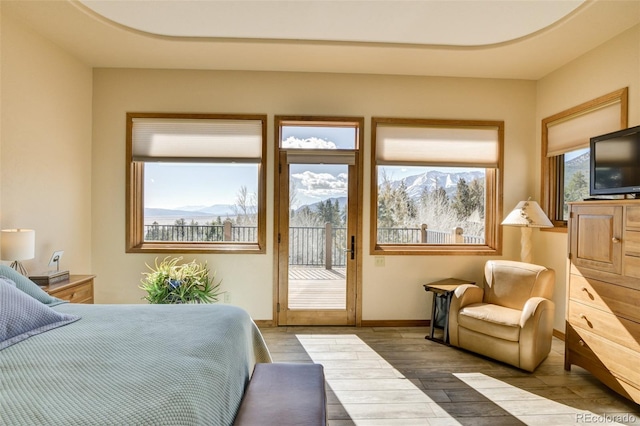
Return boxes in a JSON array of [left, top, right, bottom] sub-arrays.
[[389, 170, 485, 199], [145, 204, 236, 220], [295, 197, 347, 212], [565, 150, 590, 179]]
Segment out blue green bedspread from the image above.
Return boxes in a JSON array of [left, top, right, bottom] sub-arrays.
[[0, 303, 271, 426]]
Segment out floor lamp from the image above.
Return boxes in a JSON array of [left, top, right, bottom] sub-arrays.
[[501, 199, 553, 263], [1, 228, 36, 275]]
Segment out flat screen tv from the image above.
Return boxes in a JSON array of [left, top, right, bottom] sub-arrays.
[[590, 124, 640, 196]]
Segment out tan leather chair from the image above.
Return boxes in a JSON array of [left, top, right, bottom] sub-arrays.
[[448, 260, 555, 372]]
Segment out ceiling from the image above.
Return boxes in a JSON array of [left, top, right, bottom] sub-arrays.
[[3, 0, 640, 80]]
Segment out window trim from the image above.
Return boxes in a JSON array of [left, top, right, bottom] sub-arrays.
[[126, 112, 267, 253], [540, 88, 628, 230], [370, 117, 504, 255]]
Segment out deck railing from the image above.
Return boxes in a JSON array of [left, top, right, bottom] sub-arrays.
[[144, 222, 484, 266]]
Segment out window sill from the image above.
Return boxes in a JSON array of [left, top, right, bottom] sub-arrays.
[[127, 242, 265, 254], [371, 244, 500, 256]]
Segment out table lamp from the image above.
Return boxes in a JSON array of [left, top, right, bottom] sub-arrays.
[[1, 229, 36, 275], [501, 199, 552, 263]]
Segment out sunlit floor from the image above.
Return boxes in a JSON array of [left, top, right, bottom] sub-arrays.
[[260, 326, 640, 426]]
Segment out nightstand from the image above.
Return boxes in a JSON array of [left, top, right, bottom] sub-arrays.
[[43, 275, 95, 304]]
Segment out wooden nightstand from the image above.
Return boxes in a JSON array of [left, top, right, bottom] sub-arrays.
[[43, 275, 95, 304]]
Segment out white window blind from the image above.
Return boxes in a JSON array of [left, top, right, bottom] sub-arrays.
[[286, 150, 356, 165], [375, 124, 499, 167], [546, 100, 622, 157], [132, 118, 263, 163]]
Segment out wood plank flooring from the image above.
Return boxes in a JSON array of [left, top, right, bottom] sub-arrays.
[[259, 326, 640, 425], [288, 267, 346, 310]]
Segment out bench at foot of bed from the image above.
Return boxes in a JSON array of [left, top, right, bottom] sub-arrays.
[[233, 362, 327, 426]]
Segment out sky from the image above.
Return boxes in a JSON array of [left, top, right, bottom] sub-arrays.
[[144, 124, 482, 211], [145, 125, 356, 210]]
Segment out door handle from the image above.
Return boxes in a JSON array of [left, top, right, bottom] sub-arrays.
[[349, 235, 355, 260]]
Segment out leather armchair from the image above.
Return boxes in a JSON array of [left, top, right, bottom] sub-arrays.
[[448, 260, 555, 372]]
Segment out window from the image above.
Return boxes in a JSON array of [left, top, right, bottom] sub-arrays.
[[371, 117, 503, 255], [541, 88, 628, 227], [126, 113, 267, 253]]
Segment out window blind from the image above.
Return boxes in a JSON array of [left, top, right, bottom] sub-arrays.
[[546, 100, 622, 157], [132, 118, 263, 163], [375, 124, 499, 168]]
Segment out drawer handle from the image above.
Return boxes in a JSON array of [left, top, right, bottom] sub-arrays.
[[579, 340, 585, 346], [581, 287, 595, 300], [579, 313, 593, 328], [612, 237, 621, 243]]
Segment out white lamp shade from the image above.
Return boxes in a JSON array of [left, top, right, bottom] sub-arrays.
[[501, 200, 553, 228], [1, 229, 36, 261]]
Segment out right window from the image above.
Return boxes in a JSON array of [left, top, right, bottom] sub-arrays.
[[541, 88, 628, 227], [371, 118, 503, 255]]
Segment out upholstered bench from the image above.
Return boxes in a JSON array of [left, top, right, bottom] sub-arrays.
[[233, 362, 327, 426]]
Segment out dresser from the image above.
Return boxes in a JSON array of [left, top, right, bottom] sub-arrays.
[[43, 275, 95, 304], [566, 200, 640, 403]]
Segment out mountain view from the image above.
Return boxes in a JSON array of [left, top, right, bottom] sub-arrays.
[[145, 169, 484, 225]]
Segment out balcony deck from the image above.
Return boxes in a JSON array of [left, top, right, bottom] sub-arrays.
[[288, 266, 346, 310]]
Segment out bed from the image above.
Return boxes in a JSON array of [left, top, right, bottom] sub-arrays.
[[0, 267, 271, 426]]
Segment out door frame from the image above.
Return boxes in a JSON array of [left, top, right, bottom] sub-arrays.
[[273, 116, 364, 326]]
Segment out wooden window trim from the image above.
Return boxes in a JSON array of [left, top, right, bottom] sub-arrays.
[[370, 117, 503, 256], [540, 88, 628, 231], [126, 112, 267, 254]]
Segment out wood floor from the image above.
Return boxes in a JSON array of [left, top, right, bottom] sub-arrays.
[[288, 267, 346, 310], [259, 326, 640, 425]]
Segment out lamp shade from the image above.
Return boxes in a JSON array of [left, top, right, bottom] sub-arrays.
[[1, 229, 36, 261], [501, 200, 553, 228]]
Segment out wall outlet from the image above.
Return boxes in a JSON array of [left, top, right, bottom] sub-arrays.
[[223, 292, 231, 303], [374, 256, 385, 267]]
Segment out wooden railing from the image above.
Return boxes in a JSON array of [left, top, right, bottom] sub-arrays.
[[144, 222, 484, 266]]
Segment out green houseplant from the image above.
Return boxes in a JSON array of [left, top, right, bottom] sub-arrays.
[[140, 256, 221, 304]]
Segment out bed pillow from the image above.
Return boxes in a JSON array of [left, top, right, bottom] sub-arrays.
[[0, 278, 80, 351], [0, 264, 65, 306]]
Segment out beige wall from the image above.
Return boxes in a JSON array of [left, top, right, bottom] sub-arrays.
[[92, 69, 536, 321], [11, 7, 635, 327], [535, 24, 640, 331], [0, 12, 93, 275]]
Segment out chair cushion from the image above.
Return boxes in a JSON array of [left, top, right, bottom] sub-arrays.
[[458, 303, 521, 342]]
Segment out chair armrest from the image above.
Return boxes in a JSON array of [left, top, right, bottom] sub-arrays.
[[452, 284, 484, 309], [519, 297, 555, 372], [519, 297, 554, 328], [448, 284, 484, 347]]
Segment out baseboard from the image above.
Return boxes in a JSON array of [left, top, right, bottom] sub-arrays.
[[254, 319, 275, 328], [360, 320, 430, 327], [553, 328, 565, 341], [257, 319, 430, 327]]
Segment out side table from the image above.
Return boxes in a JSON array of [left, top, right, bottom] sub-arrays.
[[423, 278, 475, 344], [43, 275, 95, 304]]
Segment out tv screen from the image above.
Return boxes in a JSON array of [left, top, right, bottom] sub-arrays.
[[590, 125, 640, 196]]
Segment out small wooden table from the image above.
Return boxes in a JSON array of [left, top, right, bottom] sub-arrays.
[[423, 278, 475, 344], [42, 275, 95, 304]]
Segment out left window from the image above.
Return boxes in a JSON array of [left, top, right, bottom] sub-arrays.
[[126, 113, 267, 253]]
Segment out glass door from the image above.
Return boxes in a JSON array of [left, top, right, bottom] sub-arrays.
[[278, 155, 357, 325]]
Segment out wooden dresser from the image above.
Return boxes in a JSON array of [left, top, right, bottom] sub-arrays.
[[43, 275, 95, 304], [566, 200, 640, 403]]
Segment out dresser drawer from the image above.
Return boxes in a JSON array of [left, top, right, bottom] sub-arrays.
[[50, 282, 93, 303], [626, 206, 640, 230], [568, 300, 640, 353], [569, 274, 640, 322], [566, 325, 640, 399]]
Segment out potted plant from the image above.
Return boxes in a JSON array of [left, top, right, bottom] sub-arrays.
[[140, 256, 221, 304]]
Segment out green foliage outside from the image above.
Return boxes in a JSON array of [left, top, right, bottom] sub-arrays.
[[377, 173, 486, 241]]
